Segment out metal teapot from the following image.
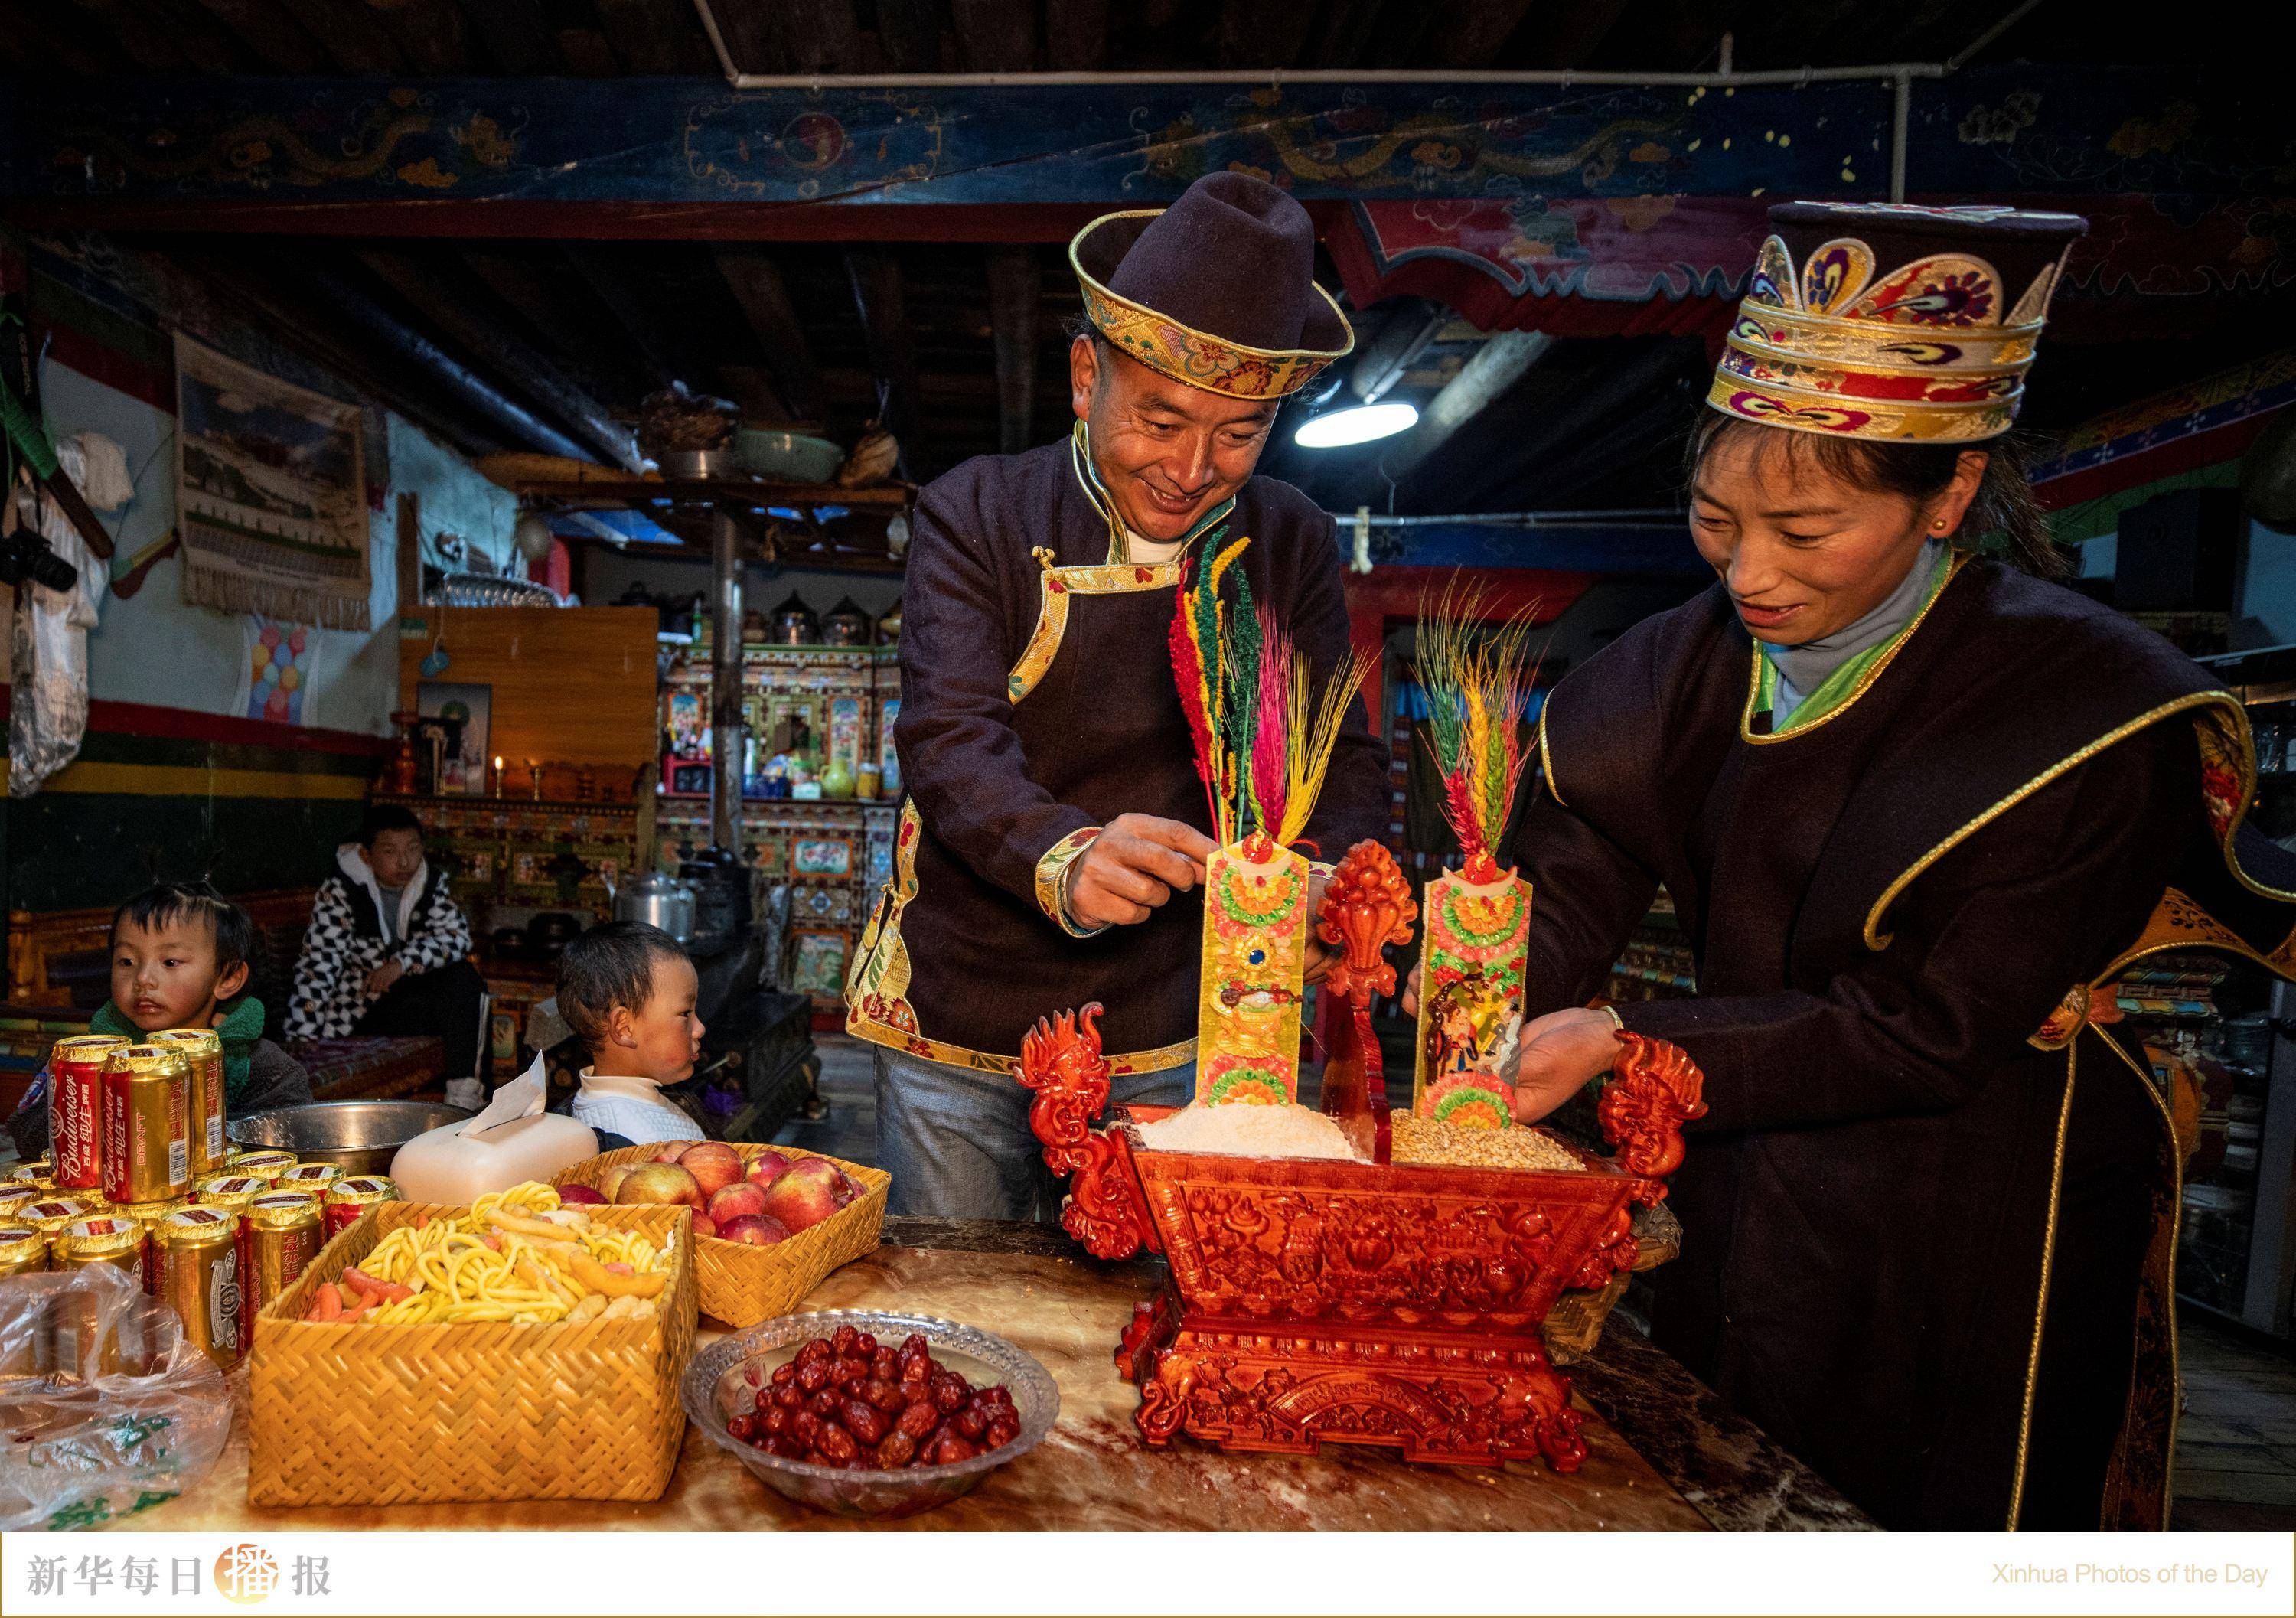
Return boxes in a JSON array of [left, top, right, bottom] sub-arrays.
[[610, 869, 696, 942]]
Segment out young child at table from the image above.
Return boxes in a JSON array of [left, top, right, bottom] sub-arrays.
[[557, 920, 706, 1150], [5, 880, 314, 1160]]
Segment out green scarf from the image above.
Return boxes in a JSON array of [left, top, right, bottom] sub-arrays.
[[91, 996, 269, 1104]]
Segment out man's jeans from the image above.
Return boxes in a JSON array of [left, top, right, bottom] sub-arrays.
[[873, 1044, 1193, 1219]]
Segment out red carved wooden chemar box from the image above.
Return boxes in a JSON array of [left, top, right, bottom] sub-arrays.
[[1021, 840, 1705, 1471]]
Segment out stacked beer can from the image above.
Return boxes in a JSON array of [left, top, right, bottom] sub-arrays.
[[0, 1032, 398, 1370]]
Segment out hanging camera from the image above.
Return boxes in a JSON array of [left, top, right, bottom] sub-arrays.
[[0, 529, 80, 592]]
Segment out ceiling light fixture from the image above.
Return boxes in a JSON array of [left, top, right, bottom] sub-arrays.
[[1293, 400, 1419, 449]]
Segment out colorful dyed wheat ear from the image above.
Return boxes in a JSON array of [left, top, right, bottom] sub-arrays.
[[1417, 581, 1541, 880], [1169, 537, 1371, 849]]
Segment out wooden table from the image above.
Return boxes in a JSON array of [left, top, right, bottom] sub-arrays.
[[123, 1219, 1870, 1532]]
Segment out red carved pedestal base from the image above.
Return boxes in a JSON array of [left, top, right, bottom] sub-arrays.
[[1116, 1289, 1587, 1471]]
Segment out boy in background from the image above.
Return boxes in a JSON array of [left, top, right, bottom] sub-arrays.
[[554, 921, 705, 1150], [6, 881, 314, 1159]]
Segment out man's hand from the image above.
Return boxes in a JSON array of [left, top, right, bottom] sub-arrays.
[[1508, 1007, 1620, 1126], [1066, 814, 1216, 930], [364, 959, 406, 999], [1401, 961, 1423, 1015]]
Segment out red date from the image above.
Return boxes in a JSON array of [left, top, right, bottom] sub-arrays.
[[735, 1333, 1018, 1473]]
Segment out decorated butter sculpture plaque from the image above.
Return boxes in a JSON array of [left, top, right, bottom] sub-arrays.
[[1195, 837, 1311, 1106]]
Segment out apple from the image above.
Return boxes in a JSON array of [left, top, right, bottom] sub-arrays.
[[679, 1141, 744, 1199], [616, 1161, 703, 1209], [745, 1149, 794, 1190], [717, 1213, 791, 1247], [651, 1141, 698, 1164], [556, 1183, 607, 1206], [691, 1214, 718, 1239], [708, 1180, 768, 1224], [598, 1165, 633, 1202], [759, 1157, 851, 1234]]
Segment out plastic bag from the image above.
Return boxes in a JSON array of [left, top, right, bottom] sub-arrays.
[[0, 1265, 231, 1529]]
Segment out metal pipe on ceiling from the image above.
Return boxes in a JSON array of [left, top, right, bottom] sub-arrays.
[[688, 2, 1946, 92]]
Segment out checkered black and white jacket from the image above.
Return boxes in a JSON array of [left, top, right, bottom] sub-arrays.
[[285, 842, 474, 1040]]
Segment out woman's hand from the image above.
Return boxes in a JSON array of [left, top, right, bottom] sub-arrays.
[[1401, 961, 1422, 1015], [364, 959, 406, 998], [1507, 1007, 1620, 1125]]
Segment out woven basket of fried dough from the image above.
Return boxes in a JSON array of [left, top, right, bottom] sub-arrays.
[[248, 1199, 697, 1505], [553, 1143, 887, 1329]]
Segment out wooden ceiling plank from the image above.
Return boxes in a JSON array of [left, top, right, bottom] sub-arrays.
[[1423, 0, 1538, 67], [458, 0, 563, 73], [870, 0, 944, 72], [64, 0, 196, 71], [713, 246, 822, 423], [1304, 0, 1387, 68], [1508, 0, 1630, 69], [276, 0, 409, 71], [592, 0, 707, 73], [192, 0, 334, 72], [985, 245, 1039, 456], [0, 1, 126, 75], [1045, 0, 1107, 70], [773, 0, 863, 73], [843, 247, 926, 478], [145, 0, 267, 73], [1217, 0, 1317, 69], [948, 0, 1033, 70], [357, 0, 471, 73]]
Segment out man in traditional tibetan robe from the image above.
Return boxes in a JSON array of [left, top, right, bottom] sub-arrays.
[[846, 172, 1390, 1218]]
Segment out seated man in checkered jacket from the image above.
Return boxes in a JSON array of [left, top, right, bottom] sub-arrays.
[[287, 804, 488, 1101]]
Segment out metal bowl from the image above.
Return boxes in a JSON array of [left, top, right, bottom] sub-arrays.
[[681, 1309, 1059, 1519], [227, 1100, 473, 1176], [656, 448, 739, 480]]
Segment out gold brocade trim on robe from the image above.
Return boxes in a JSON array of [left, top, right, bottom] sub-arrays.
[[846, 536, 1204, 1075], [1007, 546, 1189, 705], [1869, 691, 2296, 951], [1738, 550, 1972, 747], [1538, 702, 1564, 807], [2007, 1041, 2078, 1530], [1034, 827, 1105, 936]]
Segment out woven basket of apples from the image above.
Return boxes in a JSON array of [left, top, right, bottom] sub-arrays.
[[553, 1142, 888, 1327]]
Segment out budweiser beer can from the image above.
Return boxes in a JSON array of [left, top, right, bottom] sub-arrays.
[[0, 1187, 40, 1223], [322, 1176, 400, 1239], [48, 1035, 128, 1189], [150, 1205, 243, 1368], [100, 1046, 191, 1205], [194, 1174, 269, 1215], [243, 1191, 324, 1337], [149, 1028, 227, 1177]]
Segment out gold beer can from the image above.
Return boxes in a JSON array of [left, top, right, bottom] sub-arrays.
[[116, 1196, 188, 1234], [17, 1198, 94, 1237], [100, 1046, 191, 1204], [0, 1186, 40, 1222], [0, 1225, 46, 1277], [194, 1173, 269, 1215], [322, 1176, 400, 1239], [6, 1161, 54, 1192], [150, 1205, 243, 1368], [243, 1191, 324, 1333], [149, 1027, 227, 1177], [54, 1215, 146, 1276], [230, 1150, 298, 1183], [274, 1163, 342, 1196]]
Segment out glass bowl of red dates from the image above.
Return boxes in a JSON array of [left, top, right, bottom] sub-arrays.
[[681, 1309, 1061, 1518]]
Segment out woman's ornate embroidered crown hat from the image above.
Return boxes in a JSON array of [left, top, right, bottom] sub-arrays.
[[1070, 171, 1355, 402], [1709, 201, 2089, 443]]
